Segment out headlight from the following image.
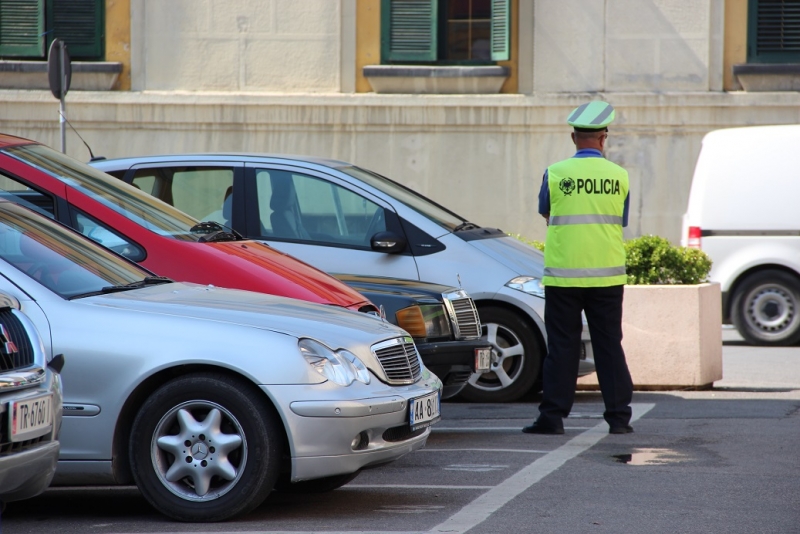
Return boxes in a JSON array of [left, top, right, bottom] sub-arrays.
[[395, 304, 452, 338], [299, 339, 358, 386], [338, 349, 371, 384], [505, 276, 545, 298]]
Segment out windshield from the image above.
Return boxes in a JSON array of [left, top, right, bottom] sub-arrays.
[[6, 144, 205, 242], [0, 202, 148, 299], [338, 166, 467, 232]]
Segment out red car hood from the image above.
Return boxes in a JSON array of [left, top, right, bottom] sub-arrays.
[[199, 240, 373, 311]]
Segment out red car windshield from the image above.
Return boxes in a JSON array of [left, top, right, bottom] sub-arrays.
[[6, 144, 206, 242]]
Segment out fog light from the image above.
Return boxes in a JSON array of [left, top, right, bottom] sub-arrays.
[[351, 431, 369, 451]]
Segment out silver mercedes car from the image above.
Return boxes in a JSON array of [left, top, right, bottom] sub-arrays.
[[0, 200, 442, 522]]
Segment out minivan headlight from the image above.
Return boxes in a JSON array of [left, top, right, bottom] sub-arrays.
[[505, 276, 545, 298], [299, 339, 357, 386], [396, 304, 452, 338]]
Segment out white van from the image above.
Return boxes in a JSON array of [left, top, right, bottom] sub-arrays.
[[681, 125, 800, 345]]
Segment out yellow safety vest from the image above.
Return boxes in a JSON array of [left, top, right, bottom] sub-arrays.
[[543, 156, 629, 287]]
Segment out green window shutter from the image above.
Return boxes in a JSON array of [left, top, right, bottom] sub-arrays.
[[490, 0, 510, 61], [0, 0, 45, 58], [47, 0, 103, 60], [381, 0, 437, 62], [747, 0, 800, 63]]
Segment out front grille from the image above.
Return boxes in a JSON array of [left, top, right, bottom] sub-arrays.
[[0, 309, 34, 372], [444, 292, 482, 340], [372, 337, 421, 384], [383, 424, 427, 443]]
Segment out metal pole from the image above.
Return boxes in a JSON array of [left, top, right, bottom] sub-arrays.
[[59, 43, 66, 153]]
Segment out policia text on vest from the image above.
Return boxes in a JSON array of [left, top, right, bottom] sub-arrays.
[[558, 177, 623, 196]]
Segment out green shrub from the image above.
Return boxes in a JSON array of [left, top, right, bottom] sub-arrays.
[[624, 235, 711, 285], [510, 233, 711, 285], [509, 233, 545, 251]]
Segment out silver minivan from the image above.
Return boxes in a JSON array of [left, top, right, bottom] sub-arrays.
[[92, 154, 596, 402]]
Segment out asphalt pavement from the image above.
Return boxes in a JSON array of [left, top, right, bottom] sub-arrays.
[[3, 327, 799, 534]]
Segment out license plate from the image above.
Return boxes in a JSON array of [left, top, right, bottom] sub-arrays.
[[409, 391, 440, 431], [10, 394, 53, 442], [475, 347, 492, 371]]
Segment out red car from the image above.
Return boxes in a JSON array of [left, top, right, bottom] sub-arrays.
[[0, 134, 375, 312]]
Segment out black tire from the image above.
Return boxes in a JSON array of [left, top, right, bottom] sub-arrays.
[[458, 306, 543, 402], [731, 270, 800, 346], [273, 471, 360, 494], [129, 373, 282, 522]]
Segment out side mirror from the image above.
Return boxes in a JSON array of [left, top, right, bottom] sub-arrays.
[[370, 231, 407, 254]]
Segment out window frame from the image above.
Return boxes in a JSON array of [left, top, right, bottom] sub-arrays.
[[381, 0, 509, 65], [0, 0, 104, 60]]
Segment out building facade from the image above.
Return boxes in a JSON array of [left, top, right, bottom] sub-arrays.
[[0, 0, 797, 242]]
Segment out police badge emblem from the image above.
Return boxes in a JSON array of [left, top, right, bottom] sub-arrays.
[[559, 177, 576, 196]]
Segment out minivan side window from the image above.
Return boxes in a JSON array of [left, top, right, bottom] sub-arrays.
[[254, 169, 386, 248], [131, 167, 234, 227]]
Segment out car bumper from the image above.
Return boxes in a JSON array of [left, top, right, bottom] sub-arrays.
[[0, 440, 60, 502], [416, 339, 492, 399], [262, 372, 442, 482]]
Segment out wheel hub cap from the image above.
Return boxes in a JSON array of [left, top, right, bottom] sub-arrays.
[[151, 400, 247, 502]]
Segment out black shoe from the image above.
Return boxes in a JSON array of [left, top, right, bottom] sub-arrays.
[[522, 422, 565, 435], [609, 425, 634, 434]]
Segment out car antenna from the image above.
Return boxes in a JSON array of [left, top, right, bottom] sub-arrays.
[[58, 109, 105, 161]]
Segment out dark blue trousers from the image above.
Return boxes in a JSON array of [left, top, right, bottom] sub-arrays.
[[537, 285, 633, 429]]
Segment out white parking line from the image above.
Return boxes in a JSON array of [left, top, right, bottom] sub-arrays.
[[420, 448, 551, 453], [432, 426, 593, 432], [427, 403, 655, 534], [347, 484, 493, 490]]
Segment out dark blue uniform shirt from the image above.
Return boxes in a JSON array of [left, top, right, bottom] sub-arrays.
[[538, 148, 630, 227]]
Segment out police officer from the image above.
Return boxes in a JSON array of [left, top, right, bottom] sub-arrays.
[[523, 101, 634, 435]]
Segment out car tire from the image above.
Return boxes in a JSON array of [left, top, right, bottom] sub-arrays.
[[129, 373, 282, 522], [458, 306, 543, 402], [731, 270, 800, 346], [273, 471, 360, 494]]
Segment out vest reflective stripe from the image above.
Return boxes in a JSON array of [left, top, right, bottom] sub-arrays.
[[549, 214, 623, 226], [543, 266, 627, 278], [544, 156, 629, 287]]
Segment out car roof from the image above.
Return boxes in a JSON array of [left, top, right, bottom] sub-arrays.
[[92, 152, 353, 169], [0, 133, 37, 149]]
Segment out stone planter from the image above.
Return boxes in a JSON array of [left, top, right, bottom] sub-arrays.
[[577, 282, 722, 390]]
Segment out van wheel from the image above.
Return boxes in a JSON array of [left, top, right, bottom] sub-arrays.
[[458, 306, 543, 402], [731, 270, 800, 346], [129, 373, 282, 522]]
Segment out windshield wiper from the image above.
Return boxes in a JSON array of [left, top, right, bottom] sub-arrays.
[[190, 221, 242, 242], [100, 276, 174, 294], [453, 221, 481, 232]]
